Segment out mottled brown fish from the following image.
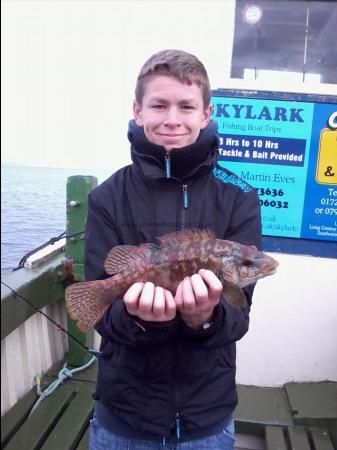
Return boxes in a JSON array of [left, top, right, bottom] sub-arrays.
[[65, 229, 278, 332]]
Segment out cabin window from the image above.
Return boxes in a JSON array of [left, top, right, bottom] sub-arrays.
[[231, 0, 337, 85]]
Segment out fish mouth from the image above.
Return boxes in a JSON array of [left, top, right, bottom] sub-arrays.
[[261, 263, 279, 275], [239, 254, 279, 280]]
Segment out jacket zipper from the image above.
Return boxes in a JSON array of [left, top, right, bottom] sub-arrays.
[[171, 339, 181, 439], [182, 184, 189, 209], [164, 153, 189, 230], [175, 412, 181, 439], [162, 156, 186, 438], [181, 184, 189, 229], [165, 152, 171, 178], [175, 340, 181, 440]]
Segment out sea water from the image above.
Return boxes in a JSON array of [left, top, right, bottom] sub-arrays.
[[1, 165, 112, 273]]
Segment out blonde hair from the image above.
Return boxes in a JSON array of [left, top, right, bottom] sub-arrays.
[[135, 49, 211, 107]]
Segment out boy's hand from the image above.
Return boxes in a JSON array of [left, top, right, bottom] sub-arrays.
[[123, 282, 176, 322], [175, 269, 222, 329]]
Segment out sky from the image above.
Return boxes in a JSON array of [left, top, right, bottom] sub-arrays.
[[1, 0, 236, 171], [2, 1, 335, 172]]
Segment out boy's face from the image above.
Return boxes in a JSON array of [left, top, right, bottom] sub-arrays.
[[133, 75, 212, 151]]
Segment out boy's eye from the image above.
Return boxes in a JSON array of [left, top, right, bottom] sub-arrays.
[[181, 105, 194, 110], [152, 104, 166, 109]]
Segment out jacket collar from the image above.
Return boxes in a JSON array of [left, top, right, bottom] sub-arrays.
[[128, 120, 220, 181]]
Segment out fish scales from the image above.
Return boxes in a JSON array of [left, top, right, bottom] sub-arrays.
[[150, 239, 222, 289], [120, 237, 233, 292], [65, 229, 279, 332]]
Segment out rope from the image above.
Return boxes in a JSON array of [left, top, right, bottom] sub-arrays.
[[29, 356, 96, 416], [12, 230, 85, 271]]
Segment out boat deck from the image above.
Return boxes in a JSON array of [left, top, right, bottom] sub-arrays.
[[1, 360, 336, 450], [2, 175, 337, 449]]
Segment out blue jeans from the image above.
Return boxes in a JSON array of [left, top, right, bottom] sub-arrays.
[[89, 415, 235, 449]]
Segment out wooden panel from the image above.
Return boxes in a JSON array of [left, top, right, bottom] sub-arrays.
[[3, 379, 337, 450], [76, 428, 89, 450], [1, 255, 65, 339], [310, 428, 335, 450], [287, 426, 310, 450], [1, 302, 67, 416], [265, 426, 288, 450], [1, 389, 37, 448], [236, 385, 293, 426], [285, 382, 337, 428], [41, 385, 94, 450], [4, 384, 76, 450]]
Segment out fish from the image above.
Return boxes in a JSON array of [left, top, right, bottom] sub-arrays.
[[65, 229, 279, 332]]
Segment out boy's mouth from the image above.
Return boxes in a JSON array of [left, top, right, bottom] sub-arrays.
[[159, 133, 187, 137]]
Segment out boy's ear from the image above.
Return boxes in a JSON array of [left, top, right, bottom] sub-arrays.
[[200, 104, 213, 129], [133, 101, 143, 126]]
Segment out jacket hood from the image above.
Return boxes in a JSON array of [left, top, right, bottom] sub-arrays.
[[127, 120, 220, 180]]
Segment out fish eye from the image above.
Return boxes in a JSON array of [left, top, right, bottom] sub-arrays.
[[242, 259, 254, 267]]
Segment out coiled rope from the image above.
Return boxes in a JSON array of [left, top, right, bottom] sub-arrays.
[[29, 357, 96, 416]]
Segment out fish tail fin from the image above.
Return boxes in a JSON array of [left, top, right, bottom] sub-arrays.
[[65, 281, 111, 332]]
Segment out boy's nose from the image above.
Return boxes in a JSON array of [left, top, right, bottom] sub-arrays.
[[164, 107, 181, 126]]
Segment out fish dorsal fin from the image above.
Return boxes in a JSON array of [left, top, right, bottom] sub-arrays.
[[104, 243, 155, 275], [158, 228, 215, 247], [222, 282, 247, 309]]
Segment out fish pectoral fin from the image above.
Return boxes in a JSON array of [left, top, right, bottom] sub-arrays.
[[104, 244, 154, 275], [222, 283, 247, 309]]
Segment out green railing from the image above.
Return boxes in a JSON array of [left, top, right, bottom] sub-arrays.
[[65, 175, 97, 367], [1, 255, 66, 340], [1, 175, 98, 367]]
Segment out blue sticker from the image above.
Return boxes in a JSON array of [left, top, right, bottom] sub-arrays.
[[212, 94, 337, 242]]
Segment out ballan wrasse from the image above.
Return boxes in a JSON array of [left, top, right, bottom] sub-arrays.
[[65, 229, 279, 332]]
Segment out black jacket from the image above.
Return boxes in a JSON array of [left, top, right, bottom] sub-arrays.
[[85, 120, 262, 440]]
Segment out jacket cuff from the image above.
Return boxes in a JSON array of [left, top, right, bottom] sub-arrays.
[[178, 304, 224, 342]]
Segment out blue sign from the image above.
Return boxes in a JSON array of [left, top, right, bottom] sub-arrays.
[[211, 91, 337, 243]]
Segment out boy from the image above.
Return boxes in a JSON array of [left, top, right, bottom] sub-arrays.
[[86, 49, 261, 449]]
